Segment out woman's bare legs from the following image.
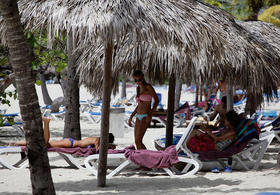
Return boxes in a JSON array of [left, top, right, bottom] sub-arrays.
[[11, 117, 51, 146], [134, 118, 148, 150], [42, 117, 51, 144]]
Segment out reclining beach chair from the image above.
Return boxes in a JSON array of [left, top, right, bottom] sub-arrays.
[[151, 102, 192, 128], [198, 132, 274, 171], [0, 146, 96, 170], [84, 117, 202, 178], [154, 120, 274, 171], [259, 116, 280, 143], [1, 113, 24, 137]]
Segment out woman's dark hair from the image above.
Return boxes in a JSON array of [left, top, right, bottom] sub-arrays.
[[225, 110, 242, 129], [133, 70, 144, 77], [133, 70, 148, 97], [109, 133, 114, 143], [221, 96, 227, 105]]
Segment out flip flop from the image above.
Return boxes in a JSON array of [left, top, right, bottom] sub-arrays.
[[211, 167, 220, 173]]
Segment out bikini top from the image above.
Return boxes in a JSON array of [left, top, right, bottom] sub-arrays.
[[136, 94, 153, 103]]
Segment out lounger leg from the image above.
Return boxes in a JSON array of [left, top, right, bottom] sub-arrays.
[[107, 160, 131, 178], [58, 153, 85, 169], [253, 141, 268, 170]]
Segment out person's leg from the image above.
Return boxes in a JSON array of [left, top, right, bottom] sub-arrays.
[[186, 128, 204, 143], [42, 117, 51, 144], [48, 139, 72, 148], [10, 117, 51, 146], [134, 118, 148, 150]]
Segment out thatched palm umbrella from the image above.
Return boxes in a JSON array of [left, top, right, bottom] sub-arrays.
[[237, 21, 280, 113], [1, 0, 279, 91], [1, 0, 280, 185]]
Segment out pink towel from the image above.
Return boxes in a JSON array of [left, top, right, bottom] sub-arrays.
[[123, 145, 179, 168], [20, 146, 97, 157]]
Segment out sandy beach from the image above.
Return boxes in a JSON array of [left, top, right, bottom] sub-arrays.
[[0, 84, 280, 195]]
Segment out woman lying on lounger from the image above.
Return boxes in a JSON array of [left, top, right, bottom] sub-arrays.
[[11, 117, 115, 150], [187, 111, 260, 152]]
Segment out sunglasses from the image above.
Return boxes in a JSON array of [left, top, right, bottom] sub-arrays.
[[134, 79, 142, 82]]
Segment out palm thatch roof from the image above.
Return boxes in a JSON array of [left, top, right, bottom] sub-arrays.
[[237, 21, 280, 54], [236, 21, 280, 112], [0, 0, 280, 99]]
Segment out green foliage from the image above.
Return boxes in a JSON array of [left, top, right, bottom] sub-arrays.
[[204, 0, 280, 20], [0, 114, 15, 127], [258, 5, 280, 26], [0, 90, 17, 107], [25, 31, 67, 76]]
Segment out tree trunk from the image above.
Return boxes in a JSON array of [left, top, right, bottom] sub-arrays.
[[199, 83, 203, 102], [98, 38, 113, 187], [59, 77, 67, 97], [248, 0, 264, 21], [226, 81, 233, 111], [63, 32, 81, 140], [174, 79, 182, 110], [39, 73, 53, 105], [121, 73, 126, 99], [165, 74, 176, 148], [0, 1, 56, 194], [195, 84, 199, 106]]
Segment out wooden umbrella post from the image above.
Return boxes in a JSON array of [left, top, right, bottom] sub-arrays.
[[165, 74, 176, 148], [226, 80, 233, 111], [97, 38, 113, 187]]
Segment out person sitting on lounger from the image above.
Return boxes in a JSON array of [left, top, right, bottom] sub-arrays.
[[204, 96, 227, 127], [11, 117, 115, 150], [188, 110, 260, 152]]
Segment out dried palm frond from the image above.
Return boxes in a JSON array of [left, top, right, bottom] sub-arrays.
[[0, 0, 279, 101]]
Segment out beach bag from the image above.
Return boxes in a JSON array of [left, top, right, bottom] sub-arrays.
[[187, 133, 215, 152]]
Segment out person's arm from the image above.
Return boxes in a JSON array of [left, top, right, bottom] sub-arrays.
[[149, 85, 159, 114], [214, 82, 221, 95], [94, 137, 100, 150], [208, 108, 218, 121], [146, 85, 159, 124], [128, 106, 138, 126], [205, 129, 235, 142]]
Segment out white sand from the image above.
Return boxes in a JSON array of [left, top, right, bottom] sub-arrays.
[[0, 84, 280, 195]]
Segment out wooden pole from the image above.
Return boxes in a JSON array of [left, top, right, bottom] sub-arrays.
[[199, 83, 203, 102], [195, 83, 199, 106], [226, 80, 233, 111], [165, 74, 176, 148], [97, 38, 113, 187], [121, 73, 127, 99], [174, 79, 182, 110]]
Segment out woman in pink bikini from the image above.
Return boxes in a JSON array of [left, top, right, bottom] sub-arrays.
[[128, 70, 159, 149]]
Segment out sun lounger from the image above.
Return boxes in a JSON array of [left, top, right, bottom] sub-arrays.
[[84, 117, 201, 178], [1, 113, 24, 137], [198, 133, 274, 170], [0, 146, 97, 170], [154, 118, 274, 171]]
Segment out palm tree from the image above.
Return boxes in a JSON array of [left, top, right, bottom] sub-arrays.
[[0, 1, 55, 194], [63, 32, 81, 140]]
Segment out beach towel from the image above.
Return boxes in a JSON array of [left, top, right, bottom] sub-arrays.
[[234, 119, 260, 146], [197, 142, 248, 160], [20, 146, 97, 157], [187, 133, 216, 152], [114, 145, 179, 168]]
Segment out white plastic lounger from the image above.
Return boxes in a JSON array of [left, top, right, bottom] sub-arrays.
[[0, 146, 89, 170], [231, 133, 274, 170], [0, 147, 28, 169], [84, 117, 201, 178]]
